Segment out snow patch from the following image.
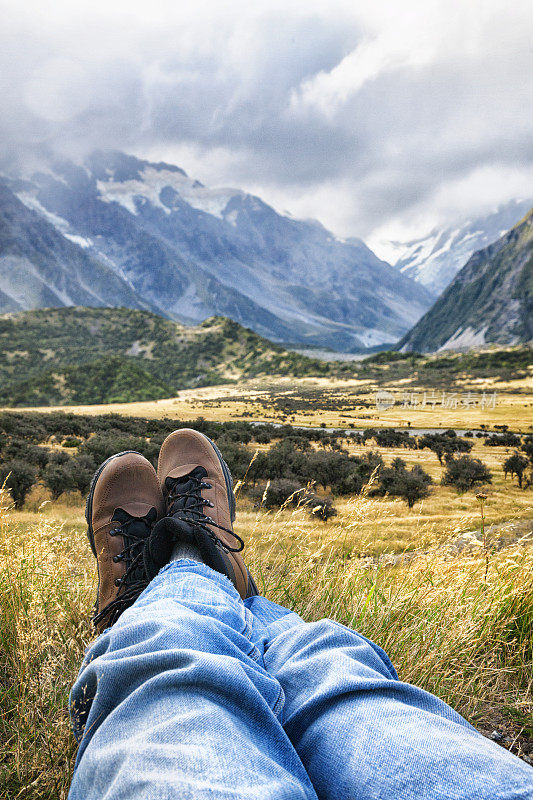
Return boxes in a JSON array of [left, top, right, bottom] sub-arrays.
[[224, 209, 239, 227], [64, 233, 93, 248], [16, 193, 71, 234], [97, 166, 242, 220]]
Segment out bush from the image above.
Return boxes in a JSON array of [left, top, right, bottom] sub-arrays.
[[62, 437, 81, 448], [48, 450, 70, 466], [0, 459, 38, 508], [69, 454, 97, 496], [441, 455, 492, 493], [251, 479, 337, 520], [79, 433, 158, 467], [503, 452, 530, 488], [521, 437, 533, 466], [213, 439, 253, 480], [418, 433, 473, 464], [253, 479, 303, 508], [42, 461, 76, 501], [253, 430, 272, 444], [373, 429, 416, 449], [484, 433, 522, 448], [373, 457, 432, 508]]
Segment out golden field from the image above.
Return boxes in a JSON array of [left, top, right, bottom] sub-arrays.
[[13, 372, 533, 431]]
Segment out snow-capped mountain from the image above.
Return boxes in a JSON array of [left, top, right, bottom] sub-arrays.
[[389, 199, 533, 296], [397, 207, 533, 352], [1, 150, 433, 351], [0, 180, 150, 314]]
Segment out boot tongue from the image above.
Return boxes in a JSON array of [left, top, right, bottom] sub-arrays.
[[166, 466, 207, 516], [112, 507, 157, 538], [112, 507, 157, 584]]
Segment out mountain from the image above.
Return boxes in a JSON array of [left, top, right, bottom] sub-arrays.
[[388, 199, 533, 296], [397, 209, 533, 352], [1, 150, 432, 351], [0, 307, 339, 406], [0, 181, 152, 314]]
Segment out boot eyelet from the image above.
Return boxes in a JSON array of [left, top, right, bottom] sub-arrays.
[[113, 555, 122, 563], [114, 578, 122, 587]]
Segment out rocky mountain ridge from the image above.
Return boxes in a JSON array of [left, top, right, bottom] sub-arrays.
[[389, 199, 533, 296], [398, 208, 533, 352], [1, 150, 433, 351]]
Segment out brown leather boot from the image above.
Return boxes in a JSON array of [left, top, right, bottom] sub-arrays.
[[86, 451, 165, 633], [154, 428, 259, 599]]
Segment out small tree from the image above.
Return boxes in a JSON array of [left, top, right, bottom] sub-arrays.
[[374, 457, 432, 508], [0, 459, 37, 509], [418, 433, 473, 464], [503, 452, 529, 488], [442, 455, 492, 493], [521, 437, 533, 466], [69, 454, 97, 496], [42, 461, 76, 501]]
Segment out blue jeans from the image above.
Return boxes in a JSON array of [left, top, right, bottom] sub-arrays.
[[69, 560, 532, 799]]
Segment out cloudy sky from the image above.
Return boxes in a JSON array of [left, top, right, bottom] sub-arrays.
[[1, 0, 532, 256]]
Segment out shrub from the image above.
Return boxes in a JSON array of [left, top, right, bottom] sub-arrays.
[[484, 433, 522, 448], [48, 450, 70, 466], [503, 453, 530, 488], [441, 455, 492, 493], [69, 454, 97, 496], [254, 430, 272, 444], [62, 437, 82, 448], [374, 429, 416, 449], [0, 459, 38, 508], [79, 433, 154, 466], [42, 461, 76, 501], [373, 457, 432, 507], [213, 439, 253, 480], [251, 479, 337, 520], [418, 433, 473, 464], [253, 479, 303, 508], [521, 437, 533, 466]]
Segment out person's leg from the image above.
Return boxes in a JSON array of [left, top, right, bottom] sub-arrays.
[[245, 595, 533, 800], [69, 561, 318, 800]]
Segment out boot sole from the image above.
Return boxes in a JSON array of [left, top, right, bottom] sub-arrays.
[[85, 450, 143, 557]]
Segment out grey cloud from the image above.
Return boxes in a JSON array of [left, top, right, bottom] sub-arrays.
[[1, 2, 532, 239]]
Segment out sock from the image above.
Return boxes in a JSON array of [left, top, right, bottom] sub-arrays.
[[170, 541, 204, 563]]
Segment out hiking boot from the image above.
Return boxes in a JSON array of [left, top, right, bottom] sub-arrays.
[[86, 451, 165, 633], [153, 428, 259, 599]]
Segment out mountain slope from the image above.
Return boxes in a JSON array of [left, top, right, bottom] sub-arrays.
[[389, 199, 533, 296], [0, 306, 335, 406], [4, 150, 433, 351], [0, 181, 151, 314], [398, 209, 533, 352]]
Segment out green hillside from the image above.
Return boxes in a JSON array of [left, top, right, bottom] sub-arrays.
[[0, 307, 333, 406]]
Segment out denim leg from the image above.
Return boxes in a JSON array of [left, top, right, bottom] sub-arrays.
[[245, 597, 533, 800], [69, 561, 318, 800]]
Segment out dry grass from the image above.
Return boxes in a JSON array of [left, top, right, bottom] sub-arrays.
[[1, 468, 532, 798], [6, 374, 533, 431]]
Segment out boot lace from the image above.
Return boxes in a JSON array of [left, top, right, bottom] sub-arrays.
[[93, 508, 156, 629], [167, 467, 244, 553]]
